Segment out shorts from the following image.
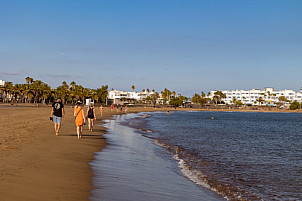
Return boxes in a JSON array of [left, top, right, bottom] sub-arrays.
[[53, 115, 62, 124]]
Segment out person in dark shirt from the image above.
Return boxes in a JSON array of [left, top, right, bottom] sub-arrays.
[[50, 98, 65, 136], [86, 103, 96, 132]]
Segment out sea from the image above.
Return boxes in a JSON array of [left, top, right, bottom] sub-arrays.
[[90, 111, 302, 201]]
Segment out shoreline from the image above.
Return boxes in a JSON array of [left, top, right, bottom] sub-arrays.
[[0, 106, 180, 200], [1, 102, 301, 113], [1, 105, 301, 200], [90, 113, 224, 201]]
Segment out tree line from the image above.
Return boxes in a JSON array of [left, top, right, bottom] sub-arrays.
[[2, 79, 300, 109], [0, 77, 108, 104]]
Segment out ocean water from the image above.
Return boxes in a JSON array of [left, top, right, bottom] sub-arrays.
[[90, 113, 224, 201], [91, 111, 302, 201], [128, 111, 302, 200]]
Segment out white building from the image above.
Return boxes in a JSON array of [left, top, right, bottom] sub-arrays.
[[209, 87, 302, 106], [0, 80, 5, 86], [108, 90, 155, 105]]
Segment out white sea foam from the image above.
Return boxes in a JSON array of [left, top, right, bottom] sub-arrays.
[[153, 139, 230, 200], [174, 154, 231, 200], [174, 154, 210, 189]]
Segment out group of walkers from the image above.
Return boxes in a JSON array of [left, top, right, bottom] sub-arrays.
[[50, 98, 99, 139], [110, 104, 127, 113]]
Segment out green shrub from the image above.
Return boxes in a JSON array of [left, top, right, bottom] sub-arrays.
[[289, 101, 301, 110]]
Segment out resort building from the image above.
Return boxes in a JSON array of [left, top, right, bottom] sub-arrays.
[[107, 90, 155, 105], [0, 80, 5, 86], [209, 87, 302, 106]]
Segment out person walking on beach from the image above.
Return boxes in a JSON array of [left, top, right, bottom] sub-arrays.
[[125, 105, 128, 114], [86, 103, 96, 132], [111, 104, 113, 112], [50, 98, 65, 136], [74, 101, 85, 138], [99, 105, 103, 117]]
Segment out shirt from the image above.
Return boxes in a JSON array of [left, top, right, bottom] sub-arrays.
[[52, 101, 64, 117]]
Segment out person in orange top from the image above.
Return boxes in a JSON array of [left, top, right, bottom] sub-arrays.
[[74, 101, 86, 138]]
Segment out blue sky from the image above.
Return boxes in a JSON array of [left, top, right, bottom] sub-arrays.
[[1, 0, 302, 96]]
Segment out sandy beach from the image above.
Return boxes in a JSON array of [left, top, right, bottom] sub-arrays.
[[0, 104, 300, 200], [0, 105, 172, 201], [0, 105, 108, 200]]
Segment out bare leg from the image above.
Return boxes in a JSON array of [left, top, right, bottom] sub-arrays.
[[54, 123, 60, 135], [91, 119, 94, 131], [56, 123, 61, 135], [80, 126, 83, 138], [54, 124, 57, 135], [77, 127, 80, 138], [88, 118, 92, 131]]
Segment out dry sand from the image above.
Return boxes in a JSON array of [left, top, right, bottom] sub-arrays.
[[0, 106, 109, 201], [0, 104, 300, 201]]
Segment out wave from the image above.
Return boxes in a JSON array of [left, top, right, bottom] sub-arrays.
[[153, 139, 262, 201], [120, 112, 263, 200]]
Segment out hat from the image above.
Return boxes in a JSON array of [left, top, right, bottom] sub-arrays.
[[76, 101, 82, 105]]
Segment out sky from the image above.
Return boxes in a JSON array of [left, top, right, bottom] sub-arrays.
[[1, 0, 302, 96]]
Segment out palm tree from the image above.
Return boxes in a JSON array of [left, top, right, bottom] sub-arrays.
[[131, 85, 135, 92], [61, 81, 70, 103], [147, 88, 150, 93], [256, 97, 264, 106], [172, 91, 176, 98], [212, 95, 219, 105], [74, 85, 84, 102], [161, 88, 171, 104], [96, 85, 108, 104], [192, 93, 202, 104], [25, 77, 33, 84], [213, 91, 226, 105], [3, 82, 13, 102], [149, 92, 159, 107], [0, 84, 5, 102], [70, 81, 76, 90], [232, 97, 237, 105], [14, 84, 26, 103]]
